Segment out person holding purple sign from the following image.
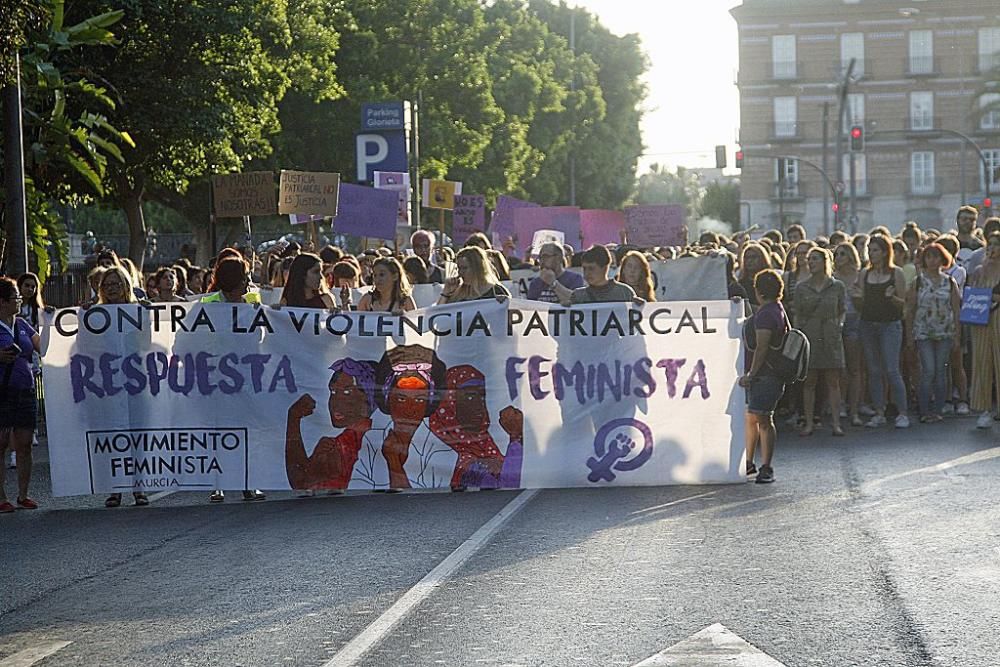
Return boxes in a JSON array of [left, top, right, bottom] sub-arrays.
[[969, 231, 1000, 429]]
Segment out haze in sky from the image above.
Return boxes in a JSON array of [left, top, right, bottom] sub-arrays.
[[570, 0, 741, 175]]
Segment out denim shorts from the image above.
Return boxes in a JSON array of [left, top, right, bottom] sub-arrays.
[[746, 375, 786, 415], [842, 314, 861, 342]]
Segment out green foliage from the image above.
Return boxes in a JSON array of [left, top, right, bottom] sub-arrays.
[[0, 0, 49, 84], [632, 164, 703, 216], [701, 181, 741, 225]]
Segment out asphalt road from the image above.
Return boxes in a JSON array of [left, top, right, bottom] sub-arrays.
[[2, 418, 998, 666]]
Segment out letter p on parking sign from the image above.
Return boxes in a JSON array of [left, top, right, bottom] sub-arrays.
[[355, 131, 408, 183]]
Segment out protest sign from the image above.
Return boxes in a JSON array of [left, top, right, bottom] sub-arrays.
[[278, 171, 340, 216], [960, 286, 993, 325], [625, 205, 687, 247], [42, 299, 745, 496], [530, 230, 566, 258], [212, 172, 276, 218], [332, 184, 399, 240], [490, 195, 540, 242], [580, 210, 626, 247], [421, 179, 462, 210], [512, 207, 581, 256], [374, 171, 411, 225], [452, 194, 487, 245], [651, 255, 729, 302]]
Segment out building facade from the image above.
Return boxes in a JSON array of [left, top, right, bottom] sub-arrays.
[[731, 0, 1000, 237]]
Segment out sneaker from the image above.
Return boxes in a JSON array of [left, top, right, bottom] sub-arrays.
[[895, 415, 911, 429], [859, 404, 876, 417], [242, 489, 266, 501], [746, 462, 757, 476], [956, 402, 970, 416], [865, 415, 886, 428], [755, 465, 774, 484], [209, 490, 225, 503], [977, 412, 993, 430], [941, 402, 955, 415], [296, 489, 315, 498]]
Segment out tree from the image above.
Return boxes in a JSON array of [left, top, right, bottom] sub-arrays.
[[632, 163, 703, 215], [700, 181, 740, 225], [71, 0, 344, 267]]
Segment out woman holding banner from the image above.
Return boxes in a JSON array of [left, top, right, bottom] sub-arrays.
[[437, 247, 510, 304], [358, 258, 416, 314], [281, 253, 336, 309], [619, 251, 656, 302], [968, 232, 1000, 429], [0, 278, 42, 513]]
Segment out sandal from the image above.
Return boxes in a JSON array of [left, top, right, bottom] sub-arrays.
[[105, 494, 122, 508], [16, 497, 38, 510], [0, 501, 15, 514]]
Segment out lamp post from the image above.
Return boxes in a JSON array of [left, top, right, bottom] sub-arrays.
[[2, 53, 29, 275]]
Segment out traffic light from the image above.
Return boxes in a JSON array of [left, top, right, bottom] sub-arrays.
[[984, 197, 993, 209], [715, 145, 727, 169], [735, 150, 744, 169], [831, 202, 840, 214], [849, 126, 864, 152]]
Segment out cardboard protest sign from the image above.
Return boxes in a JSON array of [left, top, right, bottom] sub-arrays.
[[43, 299, 745, 496], [278, 171, 340, 216], [421, 179, 462, 210], [490, 195, 540, 242], [374, 171, 411, 224], [212, 172, 276, 218], [452, 194, 486, 245], [580, 210, 625, 247], [530, 230, 566, 258], [960, 286, 993, 325], [651, 255, 729, 301], [332, 184, 399, 240], [512, 207, 581, 257], [625, 205, 688, 247]]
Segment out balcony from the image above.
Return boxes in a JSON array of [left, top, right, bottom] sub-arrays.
[[834, 58, 870, 80], [771, 181, 804, 201], [976, 53, 1000, 75], [906, 116, 941, 136], [906, 55, 940, 77], [770, 122, 803, 142], [771, 60, 802, 81], [909, 179, 940, 197]]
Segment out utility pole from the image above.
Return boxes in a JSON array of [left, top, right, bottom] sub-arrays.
[[411, 93, 421, 230], [2, 53, 29, 275], [822, 102, 830, 236], [568, 11, 576, 207], [835, 58, 856, 231]]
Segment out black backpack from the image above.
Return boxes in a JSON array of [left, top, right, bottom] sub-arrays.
[[742, 310, 810, 384]]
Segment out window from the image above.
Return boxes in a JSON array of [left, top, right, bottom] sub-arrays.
[[776, 158, 799, 196], [772, 35, 797, 79], [910, 92, 934, 130], [841, 33, 865, 76], [773, 97, 797, 137], [847, 93, 865, 127], [983, 150, 1000, 191], [911, 152, 935, 194], [979, 28, 1000, 72], [980, 93, 1000, 130], [842, 154, 867, 195], [909, 30, 934, 74]]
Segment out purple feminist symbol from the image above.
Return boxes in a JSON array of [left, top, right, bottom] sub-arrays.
[[586, 418, 654, 483]]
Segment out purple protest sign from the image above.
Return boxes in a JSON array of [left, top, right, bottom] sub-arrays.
[[624, 205, 687, 247], [580, 210, 625, 247], [512, 206, 581, 256], [332, 184, 399, 240], [374, 171, 411, 224], [489, 195, 540, 243], [452, 194, 486, 245]]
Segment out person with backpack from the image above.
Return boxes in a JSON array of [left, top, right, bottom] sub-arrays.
[[739, 269, 791, 484]]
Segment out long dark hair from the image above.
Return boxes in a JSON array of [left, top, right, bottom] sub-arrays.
[[16, 273, 44, 323], [283, 253, 324, 307]]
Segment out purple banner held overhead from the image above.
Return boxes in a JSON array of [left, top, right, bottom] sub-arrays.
[[624, 205, 687, 248], [332, 184, 399, 240], [580, 210, 625, 247], [512, 206, 581, 257], [489, 195, 540, 243], [452, 194, 486, 246]]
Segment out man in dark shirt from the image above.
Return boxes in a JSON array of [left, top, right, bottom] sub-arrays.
[[956, 205, 984, 251], [541, 245, 638, 305], [410, 230, 444, 283], [526, 243, 584, 303]]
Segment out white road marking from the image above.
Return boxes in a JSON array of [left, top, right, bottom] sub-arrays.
[[863, 446, 1000, 490], [0, 641, 72, 667], [322, 489, 539, 667], [629, 491, 717, 515], [633, 623, 787, 666], [148, 490, 178, 502]]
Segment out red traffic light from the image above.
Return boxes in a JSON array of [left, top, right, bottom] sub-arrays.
[[735, 150, 745, 168], [831, 203, 840, 213], [850, 127, 863, 139], [985, 197, 993, 209], [849, 125, 865, 152]]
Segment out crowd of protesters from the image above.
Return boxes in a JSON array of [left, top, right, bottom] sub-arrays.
[[1, 206, 998, 509]]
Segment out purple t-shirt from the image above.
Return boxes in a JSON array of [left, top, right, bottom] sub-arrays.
[[0, 317, 37, 391], [745, 302, 788, 373], [527, 271, 585, 303]]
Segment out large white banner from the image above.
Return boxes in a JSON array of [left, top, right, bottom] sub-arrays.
[[41, 300, 746, 496]]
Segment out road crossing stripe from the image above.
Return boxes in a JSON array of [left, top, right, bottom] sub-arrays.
[[0, 641, 72, 667]]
